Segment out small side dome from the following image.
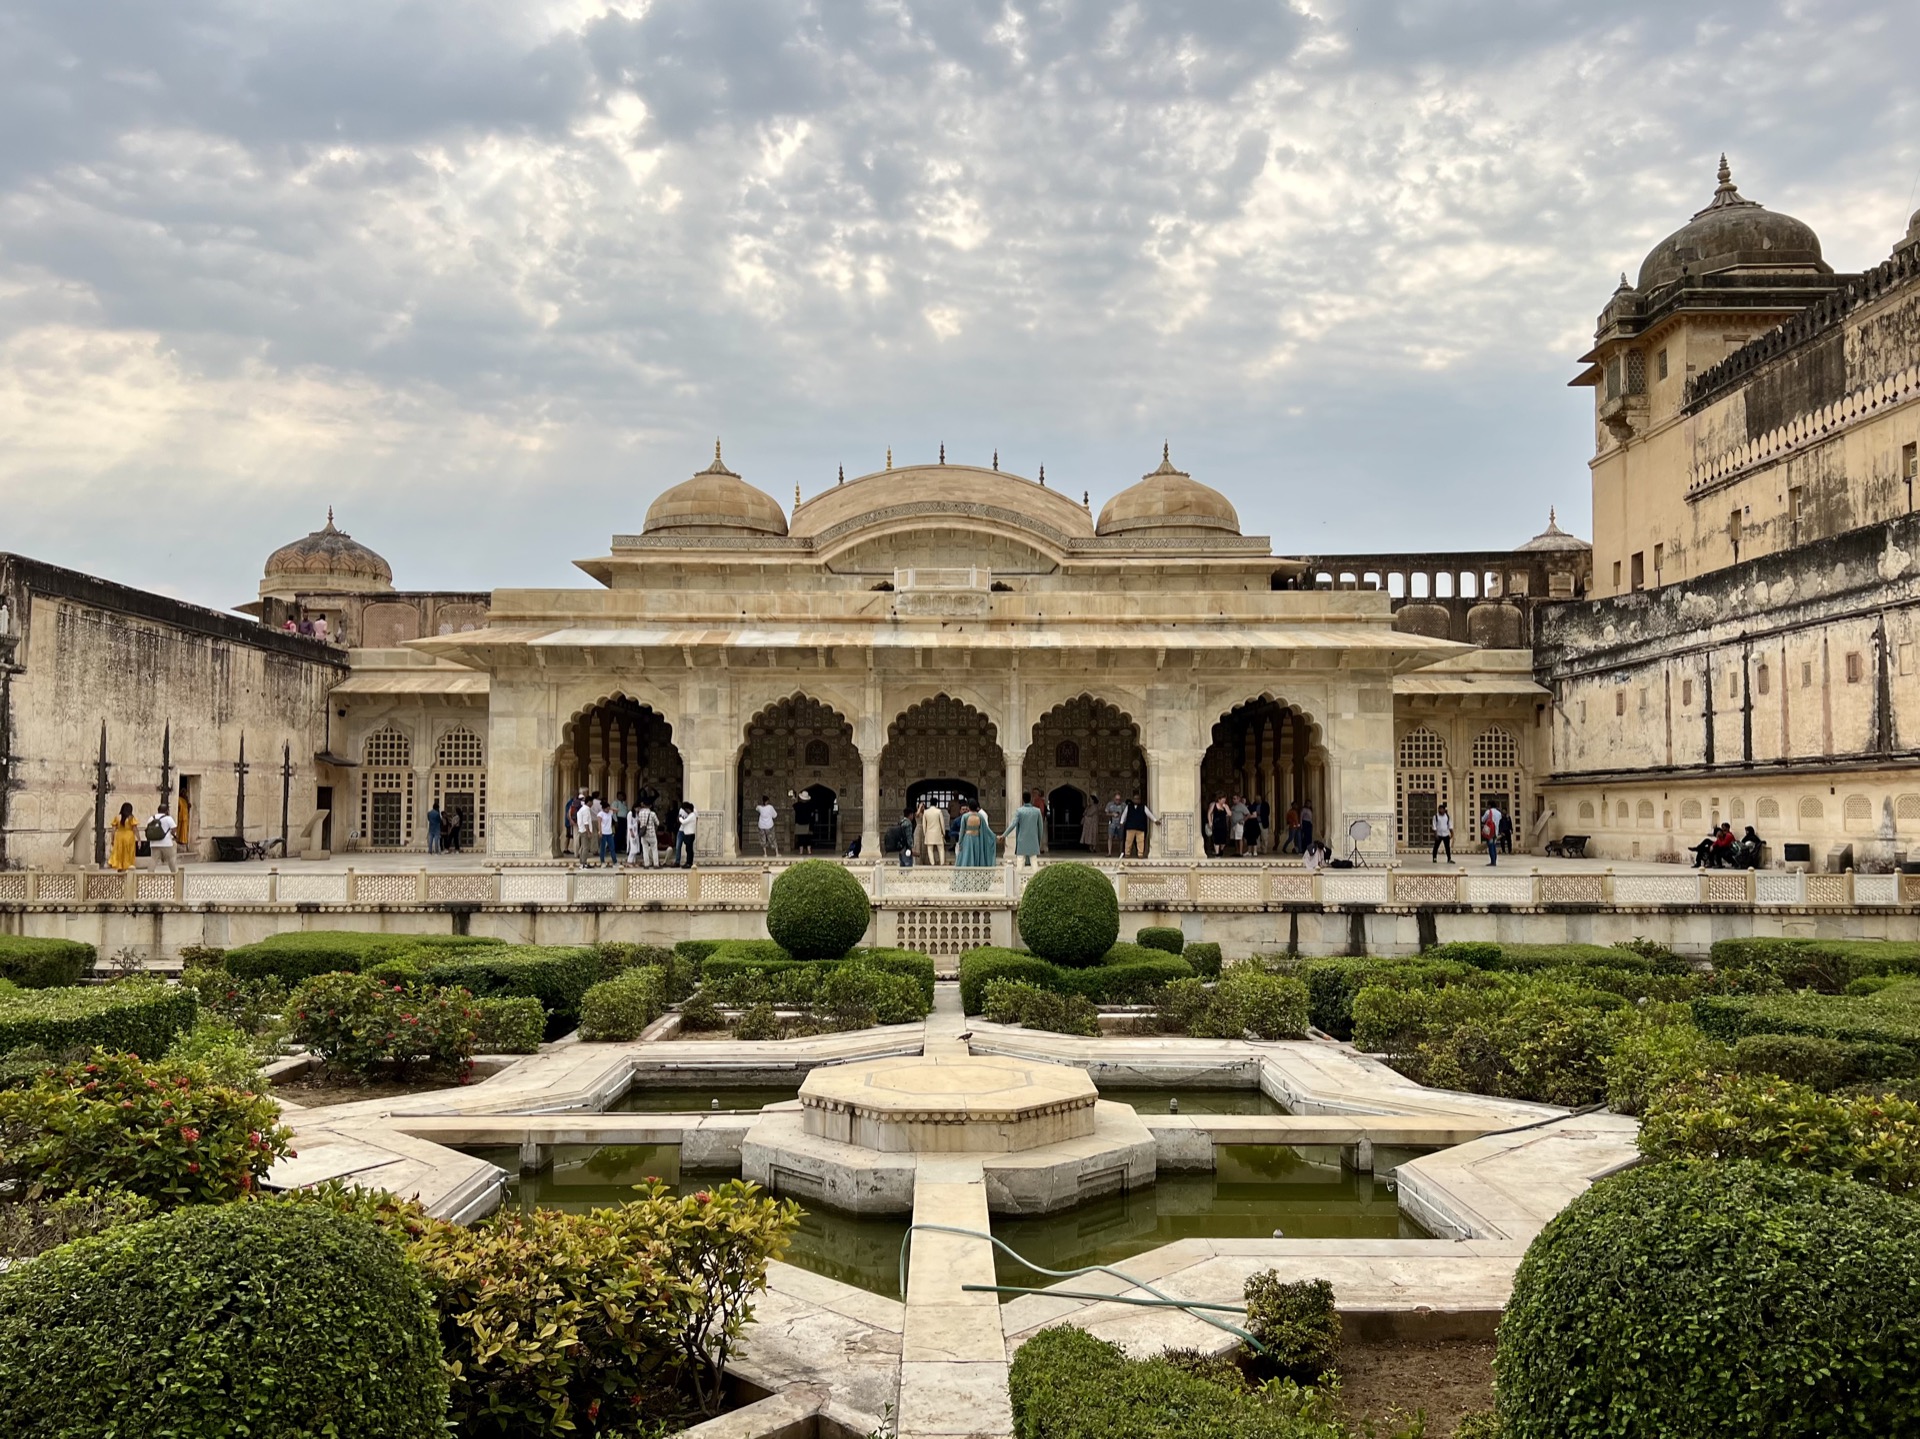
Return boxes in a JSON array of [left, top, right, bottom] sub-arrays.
[[1637, 156, 1825, 291], [643, 441, 789, 537], [1897, 208, 1920, 260], [260, 510, 393, 599], [1517, 508, 1591, 553], [1096, 445, 1241, 537]]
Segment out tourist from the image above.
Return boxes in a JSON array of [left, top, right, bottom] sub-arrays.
[[633, 799, 659, 868], [108, 801, 139, 872], [1481, 802, 1503, 866], [574, 796, 597, 865], [886, 806, 917, 867], [1735, 825, 1765, 868], [1106, 792, 1126, 856], [426, 802, 443, 854], [792, 789, 814, 856], [1078, 801, 1099, 850], [281, 618, 296, 633], [296, 616, 313, 637], [920, 797, 948, 866], [312, 615, 329, 643], [1243, 805, 1264, 853], [598, 802, 616, 865], [1431, 803, 1454, 864], [954, 801, 997, 867], [443, 806, 461, 853], [146, 804, 177, 871], [1282, 804, 1301, 855], [1254, 798, 1272, 853], [1231, 795, 1250, 855], [756, 794, 778, 856], [1003, 790, 1044, 867], [1207, 795, 1232, 857], [564, 789, 586, 852], [1123, 792, 1158, 858], [1299, 803, 1315, 854], [612, 794, 628, 855], [677, 800, 698, 867], [1499, 809, 1515, 855]]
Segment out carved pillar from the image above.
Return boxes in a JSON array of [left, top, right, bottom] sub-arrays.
[[861, 751, 882, 859]]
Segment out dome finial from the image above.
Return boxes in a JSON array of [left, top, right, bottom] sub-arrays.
[[992, 449, 999, 471], [1162, 440, 1170, 463], [1696, 153, 1757, 216], [794, 483, 801, 510], [1549, 506, 1558, 525], [1038, 464, 1045, 486], [837, 464, 844, 485], [1717, 152, 1731, 188], [886, 446, 892, 470], [939, 443, 946, 464], [698, 438, 739, 477], [326, 505, 334, 528]]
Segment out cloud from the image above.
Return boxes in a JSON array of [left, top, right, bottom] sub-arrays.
[[0, 0, 1915, 606]]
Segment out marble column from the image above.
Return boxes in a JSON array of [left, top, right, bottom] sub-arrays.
[[861, 751, 882, 859]]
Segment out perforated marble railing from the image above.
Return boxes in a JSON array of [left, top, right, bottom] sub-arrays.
[[3, 862, 1914, 909]]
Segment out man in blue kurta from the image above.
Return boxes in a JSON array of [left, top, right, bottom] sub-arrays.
[[1004, 791, 1045, 866]]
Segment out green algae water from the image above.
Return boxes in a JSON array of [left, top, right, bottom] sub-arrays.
[[1097, 1087, 1288, 1115], [987, 1146, 1426, 1300], [609, 1084, 803, 1113], [460, 1143, 909, 1299]]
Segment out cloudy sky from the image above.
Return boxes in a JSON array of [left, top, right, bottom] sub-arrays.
[[3, 0, 1916, 611]]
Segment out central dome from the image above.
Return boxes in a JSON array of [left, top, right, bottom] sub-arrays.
[[1096, 446, 1240, 538], [643, 443, 788, 537], [790, 460, 1096, 546], [1637, 157, 1825, 291]]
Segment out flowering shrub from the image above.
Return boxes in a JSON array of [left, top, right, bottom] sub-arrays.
[[472, 996, 546, 1054], [317, 1179, 801, 1435], [177, 965, 290, 1045], [289, 972, 478, 1077], [0, 1049, 292, 1206], [579, 966, 667, 1041]]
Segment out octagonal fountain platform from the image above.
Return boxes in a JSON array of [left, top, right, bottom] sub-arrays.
[[744, 1052, 1155, 1215]]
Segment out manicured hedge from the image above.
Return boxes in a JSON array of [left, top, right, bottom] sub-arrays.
[[766, 860, 872, 960], [674, 939, 724, 964], [1731, 1032, 1919, 1089], [423, 946, 600, 1034], [580, 968, 668, 1041], [1135, 926, 1185, 955], [0, 937, 94, 988], [1016, 863, 1120, 967], [1708, 937, 1920, 993], [702, 944, 936, 1006], [0, 979, 196, 1058], [473, 996, 547, 1055], [1496, 1160, 1920, 1437], [1293, 956, 1481, 1038], [0, 1202, 447, 1438], [1427, 941, 1654, 974], [1693, 991, 1920, 1058], [224, 930, 502, 983], [1010, 1324, 1297, 1439], [959, 946, 1193, 1013], [1182, 942, 1223, 979]]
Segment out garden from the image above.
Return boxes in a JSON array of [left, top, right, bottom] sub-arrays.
[[5, 862, 1920, 1436]]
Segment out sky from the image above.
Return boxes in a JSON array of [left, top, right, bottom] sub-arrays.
[[2, 0, 1917, 612]]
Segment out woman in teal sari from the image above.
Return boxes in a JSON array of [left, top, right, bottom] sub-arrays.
[[954, 801, 998, 867]]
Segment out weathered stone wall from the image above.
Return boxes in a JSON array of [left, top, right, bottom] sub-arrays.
[[1534, 513, 1920, 859], [0, 555, 344, 867]]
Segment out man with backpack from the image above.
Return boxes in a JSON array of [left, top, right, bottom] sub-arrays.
[[146, 806, 178, 870], [1481, 803, 1504, 866]]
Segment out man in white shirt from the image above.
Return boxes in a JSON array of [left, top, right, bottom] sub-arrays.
[[920, 800, 948, 866], [147, 806, 178, 870], [678, 803, 698, 868], [756, 795, 778, 856], [597, 803, 615, 866], [1431, 803, 1454, 864], [574, 798, 597, 865], [633, 802, 659, 868]]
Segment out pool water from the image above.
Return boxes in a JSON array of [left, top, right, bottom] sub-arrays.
[[986, 1146, 1425, 1300], [460, 1143, 910, 1300], [1097, 1087, 1289, 1116], [610, 1084, 803, 1113]]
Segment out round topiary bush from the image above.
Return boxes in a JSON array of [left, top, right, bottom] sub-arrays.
[[0, 1200, 448, 1437], [766, 859, 873, 961], [1496, 1158, 1920, 1437], [1017, 863, 1120, 967]]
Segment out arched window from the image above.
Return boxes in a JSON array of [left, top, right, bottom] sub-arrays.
[[1799, 796, 1824, 822], [1729, 798, 1746, 820], [360, 726, 414, 849], [431, 725, 487, 847], [1395, 727, 1448, 847], [1054, 739, 1080, 768], [1636, 800, 1655, 822], [1577, 800, 1595, 821], [804, 739, 831, 768], [1680, 799, 1702, 822], [1844, 794, 1873, 830], [1756, 797, 1781, 821]]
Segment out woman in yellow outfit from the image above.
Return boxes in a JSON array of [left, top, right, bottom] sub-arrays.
[[108, 801, 140, 872]]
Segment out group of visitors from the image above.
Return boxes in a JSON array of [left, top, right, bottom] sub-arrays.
[[1690, 823, 1765, 869], [1096, 792, 1162, 857], [1429, 801, 1513, 866], [564, 788, 696, 868], [279, 614, 332, 642], [754, 790, 837, 857], [1194, 795, 1316, 859], [106, 802, 179, 872], [424, 803, 465, 853], [881, 790, 1062, 868]]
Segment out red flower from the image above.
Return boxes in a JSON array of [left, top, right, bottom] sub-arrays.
[[180, 1127, 201, 1143], [84, 1064, 99, 1074], [187, 1162, 201, 1174], [695, 1191, 711, 1204]]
